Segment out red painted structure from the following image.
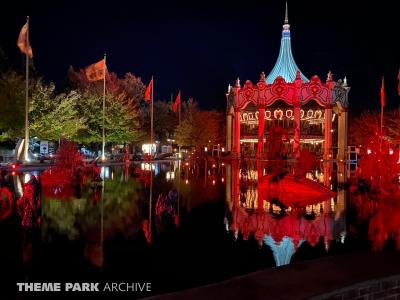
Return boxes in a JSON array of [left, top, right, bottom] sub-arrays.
[[226, 5, 350, 160]]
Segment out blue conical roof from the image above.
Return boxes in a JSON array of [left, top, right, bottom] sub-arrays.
[[266, 4, 308, 84]]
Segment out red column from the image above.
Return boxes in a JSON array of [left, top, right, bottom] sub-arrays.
[[232, 159, 240, 208], [293, 105, 301, 157], [324, 106, 332, 160], [257, 107, 265, 158], [256, 160, 263, 212], [233, 109, 241, 157]]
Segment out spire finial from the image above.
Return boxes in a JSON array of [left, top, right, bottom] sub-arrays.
[[284, 1, 289, 24]]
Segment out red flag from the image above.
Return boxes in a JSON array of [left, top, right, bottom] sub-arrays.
[[172, 91, 181, 112], [85, 59, 106, 82], [397, 68, 400, 96], [17, 22, 33, 58], [380, 77, 385, 108], [145, 79, 153, 102]]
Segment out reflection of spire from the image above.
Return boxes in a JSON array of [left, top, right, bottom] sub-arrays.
[[265, 2, 308, 84], [264, 235, 304, 266]]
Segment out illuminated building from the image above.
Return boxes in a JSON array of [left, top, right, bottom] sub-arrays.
[[225, 4, 350, 160]]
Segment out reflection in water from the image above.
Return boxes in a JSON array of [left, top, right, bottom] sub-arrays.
[[0, 155, 398, 294], [226, 159, 346, 266]]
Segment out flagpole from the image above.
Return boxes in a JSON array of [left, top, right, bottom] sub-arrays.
[[149, 75, 154, 241], [178, 91, 181, 160], [179, 91, 181, 126], [102, 53, 106, 161], [380, 77, 384, 153], [24, 16, 30, 163]]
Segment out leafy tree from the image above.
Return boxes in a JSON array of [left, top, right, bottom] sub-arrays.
[[140, 100, 177, 143], [349, 110, 400, 148], [68, 67, 144, 144], [174, 99, 223, 147], [0, 71, 25, 141], [29, 80, 86, 141]]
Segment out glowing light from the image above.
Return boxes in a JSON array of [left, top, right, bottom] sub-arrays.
[[185, 162, 189, 166], [24, 173, 30, 183], [166, 171, 175, 181], [204, 147, 208, 152], [367, 149, 372, 155], [11, 171, 16, 176], [212, 164, 216, 168], [221, 162, 225, 166], [212, 179, 216, 185], [185, 179, 189, 184], [142, 143, 156, 155], [221, 147, 225, 152], [221, 177, 224, 182], [389, 149, 394, 155]]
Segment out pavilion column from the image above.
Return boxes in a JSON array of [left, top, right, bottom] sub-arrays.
[[337, 109, 348, 162], [257, 106, 265, 158], [324, 106, 332, 160], [337, 109, 348, 183], [226, 111, 233, 152], [225, 163, 232, 209], [233, 108, 241, 157], [293, 104, 301, 157], [256, 160, 264, 212], [232, 159, 240, 208]]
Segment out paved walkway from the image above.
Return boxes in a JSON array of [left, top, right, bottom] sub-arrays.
[[146, 251, 400, 300]]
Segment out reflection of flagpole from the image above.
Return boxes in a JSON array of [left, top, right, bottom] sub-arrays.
[[149, 76, 154, 239], [102, 53, 107, 161], [178, 92, 181, 160], [24, 16, 30, 162], [151, 76, 154, 157], [101, 177, 104, 245], [380, 77, 384, 152], [177, 160, 180, 223]]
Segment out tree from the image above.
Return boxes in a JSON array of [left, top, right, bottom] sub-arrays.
[[349, 110, 400, 148], [0, 71, 25, 141], [29, 80, 86, 141], [174, 99, 223, 147], [140, 100, 177, 143], [68, 67, 144, 144]]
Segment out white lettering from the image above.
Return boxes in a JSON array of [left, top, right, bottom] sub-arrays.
[[16, 283, 61, 292]]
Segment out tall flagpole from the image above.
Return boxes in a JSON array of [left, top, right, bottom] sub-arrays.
[[150, 76, 154, 155], [179, 91, 181, 126], [149, 76, 154, 241], [102, 53, 106, 161], [23, 16, 30, 162], [380, 77, 384, 153], [178, 91, 181, 160]]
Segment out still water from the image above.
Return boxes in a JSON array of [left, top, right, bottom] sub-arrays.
[[0, 159, 397, 298]]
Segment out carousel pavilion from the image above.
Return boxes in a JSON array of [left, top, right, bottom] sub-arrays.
[[225, 3, 350, 161]]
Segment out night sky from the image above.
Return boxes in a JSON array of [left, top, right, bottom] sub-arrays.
[[0, 0, 399, 113]]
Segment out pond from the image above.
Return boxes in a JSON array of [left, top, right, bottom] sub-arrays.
[[0, 159, 398, 299]]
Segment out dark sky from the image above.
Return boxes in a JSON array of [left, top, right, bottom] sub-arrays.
[[0, 0, 399, 113]]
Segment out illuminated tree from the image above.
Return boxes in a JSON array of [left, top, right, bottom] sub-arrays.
[[30, 80, 86, 141], [349, 110, 400, 148], [174, 99, 223, 147], [140, 100, 177, 143], [68, 67, 144, 144], [0, 71, 25, 141]]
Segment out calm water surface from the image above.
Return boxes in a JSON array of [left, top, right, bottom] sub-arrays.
[[0, 160, 396, 299]]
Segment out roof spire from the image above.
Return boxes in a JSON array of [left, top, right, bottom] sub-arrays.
[[265, 1, 308, 84], [285, 1, 289, 24]]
